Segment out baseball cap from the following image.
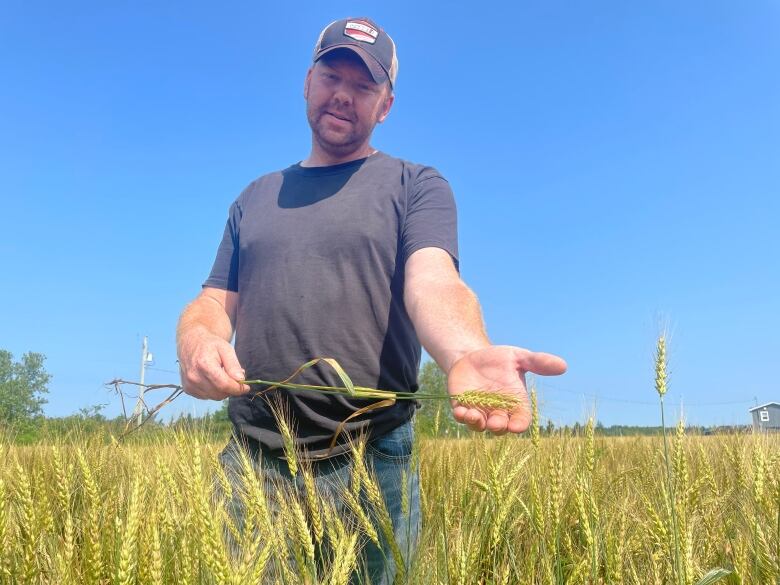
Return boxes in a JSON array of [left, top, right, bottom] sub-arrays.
[[313, 18, 398, 88]]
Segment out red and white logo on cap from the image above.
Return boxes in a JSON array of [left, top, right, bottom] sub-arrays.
[[344, 20, 378, 44]]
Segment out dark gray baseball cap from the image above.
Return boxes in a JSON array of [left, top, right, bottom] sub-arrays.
[[313, 18, 399, 88]]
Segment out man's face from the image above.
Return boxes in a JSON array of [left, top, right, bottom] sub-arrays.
[[304, 50, 394, 158]]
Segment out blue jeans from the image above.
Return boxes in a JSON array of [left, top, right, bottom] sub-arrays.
[[218, 418, 421, 584]]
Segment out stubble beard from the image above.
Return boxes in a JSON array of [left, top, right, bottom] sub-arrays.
[[307, 104, 374, 159]]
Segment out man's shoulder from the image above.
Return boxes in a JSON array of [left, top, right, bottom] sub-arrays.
[[245, 167, 288, 191], [231, 168, 288, 207], [374, 152, 449, 185]]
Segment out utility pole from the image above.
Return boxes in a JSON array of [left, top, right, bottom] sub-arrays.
[[132, 336, 153, 426]]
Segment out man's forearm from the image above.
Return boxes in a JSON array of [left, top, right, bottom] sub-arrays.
[[405, 278, 491, 373], [176, 289, 246, 399], [176, 294, 234, 346]]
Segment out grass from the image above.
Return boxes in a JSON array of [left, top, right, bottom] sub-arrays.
[[0, 340, 771, 583], [0, 425, 776, 584]]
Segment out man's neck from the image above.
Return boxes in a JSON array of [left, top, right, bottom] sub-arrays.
[[300, 144, 377, 168]]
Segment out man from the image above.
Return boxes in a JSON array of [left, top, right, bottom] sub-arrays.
[[176, 16, 566, 583]]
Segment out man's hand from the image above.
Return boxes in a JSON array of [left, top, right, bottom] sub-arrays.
[[176, 288, 247, 401], [177, 328, 249, 400], [448, 345, 567, 434]]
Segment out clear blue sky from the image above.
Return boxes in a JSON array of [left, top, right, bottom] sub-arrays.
[[1, 1, 777, 427]]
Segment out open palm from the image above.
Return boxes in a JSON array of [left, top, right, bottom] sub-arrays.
[[447, 345, 567, 434]]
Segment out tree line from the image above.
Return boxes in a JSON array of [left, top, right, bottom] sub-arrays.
[[0, 349, 748, 443]]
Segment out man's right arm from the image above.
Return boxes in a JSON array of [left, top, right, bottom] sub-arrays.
[[176, 287, 248, 400]]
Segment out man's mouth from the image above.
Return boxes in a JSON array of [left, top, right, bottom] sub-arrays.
[[325, 112, 352, 123]]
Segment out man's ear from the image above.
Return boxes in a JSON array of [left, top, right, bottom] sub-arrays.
[[304, 67, 313, 99], [377, 91, 395, 124]]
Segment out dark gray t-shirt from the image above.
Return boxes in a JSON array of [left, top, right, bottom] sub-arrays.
[[204, 151, 458, 458]]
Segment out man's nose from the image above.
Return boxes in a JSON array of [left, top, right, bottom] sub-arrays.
[[332, 85, 353, 108]]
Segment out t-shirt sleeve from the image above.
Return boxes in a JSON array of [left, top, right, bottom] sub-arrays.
[[203, 200, 242, 292], [401, 169, 459, 271]]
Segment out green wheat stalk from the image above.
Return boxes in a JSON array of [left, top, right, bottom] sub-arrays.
[[242, 357, 523, 411]]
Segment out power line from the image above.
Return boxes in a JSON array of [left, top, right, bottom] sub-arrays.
[[536, 381, 754, 408], [536, 382, 657, 405], [146, 366, 179, 375]]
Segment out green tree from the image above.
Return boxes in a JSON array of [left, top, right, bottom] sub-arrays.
[[416, 360, 460, 437], [213, 399, 230, 423], [0, 350, 51, 425]]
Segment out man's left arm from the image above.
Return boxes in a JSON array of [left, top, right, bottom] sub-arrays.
[[404, 247, 567, 434]]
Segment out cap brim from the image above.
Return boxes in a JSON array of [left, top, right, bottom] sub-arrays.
[[314, 44, 389, 86]]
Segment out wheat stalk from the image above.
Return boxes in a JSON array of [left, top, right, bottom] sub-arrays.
[[0, 478, 10, 582], [352, 453, 406, 582], [327, 530, 359, 585], [13, 459, 38, 584], [242, 357, 526, 422], [301, 465, 324, 545], [341, 484, 380, 546], [530, 386, 540, 448], [77, 448, 103, 585], [115, 478, 142, 585], [148, 521, 163, 585], [288, 491, 317, 576]]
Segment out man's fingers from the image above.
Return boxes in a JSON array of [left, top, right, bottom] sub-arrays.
[[465, 408, 486, 431], [180, 365, 206, 398], [201, 359, 245, 397], [182, 379, 207, 400], [507, 408, 532, 434], [181, 370, 220, 400], [516, 349, 567, 377], [182, 343, 247, 399], [454, 407, 523, 434], [216, 344, 248, 391], [452, 404, 469, 422], [485, 411, 509, 433], [453, 403, 516, 434], [452, 404, 487, 431]]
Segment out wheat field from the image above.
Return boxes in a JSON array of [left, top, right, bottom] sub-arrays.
[[0, 421, 777, 585]]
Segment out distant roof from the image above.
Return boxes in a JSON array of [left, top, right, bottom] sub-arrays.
[[749, 402, 780, 412]]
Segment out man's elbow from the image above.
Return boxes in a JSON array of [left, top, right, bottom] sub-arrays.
[[404, 275, 471, 315]]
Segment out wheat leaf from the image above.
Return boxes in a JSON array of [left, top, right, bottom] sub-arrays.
[[328, 398, 396, 453], [693, 568, 731, 585]]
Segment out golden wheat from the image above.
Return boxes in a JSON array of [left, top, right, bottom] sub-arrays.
[[0, 422, 774, 583], [452, 389, 523, 411]]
